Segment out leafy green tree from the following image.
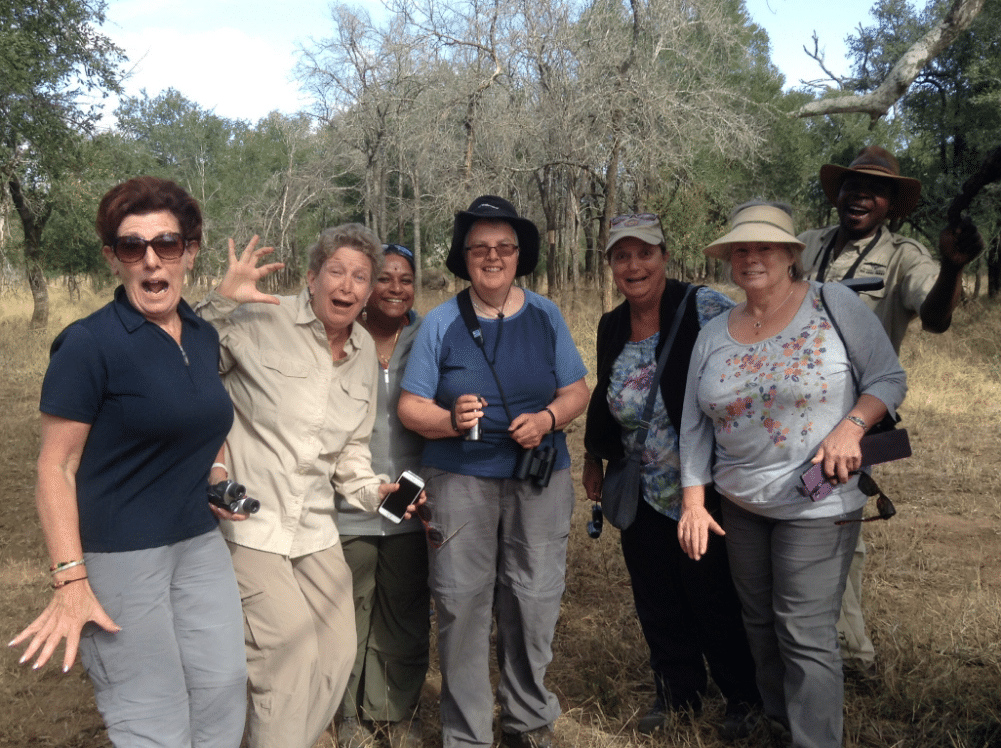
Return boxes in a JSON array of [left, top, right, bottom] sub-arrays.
[[1, 0, 124, 327]]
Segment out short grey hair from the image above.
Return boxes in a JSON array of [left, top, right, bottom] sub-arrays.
[[307, 223, 383, 284]]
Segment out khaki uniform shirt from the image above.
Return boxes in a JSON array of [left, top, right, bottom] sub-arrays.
[[196, 289, 386, 557], [799, 225, 939, 354]]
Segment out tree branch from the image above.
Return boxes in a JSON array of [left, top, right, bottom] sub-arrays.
[[793, 0, 985, 124]]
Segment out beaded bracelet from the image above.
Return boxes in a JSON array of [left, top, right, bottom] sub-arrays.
[[544, 407, 557, 433], [52, 576, 88, 590], [50, 559, 85, 575]]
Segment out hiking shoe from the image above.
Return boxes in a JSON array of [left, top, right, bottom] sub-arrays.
[[500, 725, 557, 748], [718, 702, 760, 741], [337, 715, 374, 748], [385, 718, 423, 748], [636, 701, 668, 734]]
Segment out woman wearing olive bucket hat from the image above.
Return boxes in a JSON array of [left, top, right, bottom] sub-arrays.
[[678, 201, 906, 748], [399, 196, 589, 748]]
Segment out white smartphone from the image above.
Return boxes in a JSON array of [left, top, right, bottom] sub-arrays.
[[378, 470, 425, 524]]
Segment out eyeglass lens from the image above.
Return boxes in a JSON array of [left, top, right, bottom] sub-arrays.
[[114, 233, 187, 263], [836, 473, 897, 524], [466, 242, 519, 260]]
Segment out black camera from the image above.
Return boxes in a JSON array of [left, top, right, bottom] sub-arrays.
[[208, 479, 261, 515], [514, 445, 556, 487], [587, 504, 603, 539]]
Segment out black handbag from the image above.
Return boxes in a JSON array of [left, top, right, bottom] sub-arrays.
[[601, 286, 694, 530]]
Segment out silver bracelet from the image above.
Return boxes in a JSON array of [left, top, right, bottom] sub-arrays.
[[844, 415, 867, 430], [211, 462, 229, 475]]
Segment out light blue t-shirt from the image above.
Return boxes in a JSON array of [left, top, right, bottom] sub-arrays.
[[401, 289, 587, 479]]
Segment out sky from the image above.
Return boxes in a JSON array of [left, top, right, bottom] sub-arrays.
[[101, 0, 879, 126]]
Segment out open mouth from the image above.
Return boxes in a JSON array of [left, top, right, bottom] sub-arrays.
[[142, 280, 169, 295]]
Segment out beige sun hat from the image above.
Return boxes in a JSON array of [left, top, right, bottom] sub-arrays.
[[704, 203, 805, 260]]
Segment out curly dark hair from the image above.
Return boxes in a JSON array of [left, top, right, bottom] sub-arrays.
[[95, 177, 202, 248]]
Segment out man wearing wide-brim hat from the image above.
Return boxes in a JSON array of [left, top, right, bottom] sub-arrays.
[[798, 144, 984, 676], [799, 144, 983, 354]]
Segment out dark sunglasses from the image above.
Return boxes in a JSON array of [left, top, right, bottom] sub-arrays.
[[416, 503, 467, 548], [835, 472, 897, 525], [112, 233, 188, 264]]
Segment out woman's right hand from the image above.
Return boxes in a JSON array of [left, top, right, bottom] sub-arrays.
[[9, 581, 120, 672], [216, 236, 286, 305], [677, 485, 724, 561], [452, 394, 485, 434], [582, 459, 603, 503]]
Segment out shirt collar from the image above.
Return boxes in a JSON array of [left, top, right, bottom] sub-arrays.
[[112, 285, 202, 334]]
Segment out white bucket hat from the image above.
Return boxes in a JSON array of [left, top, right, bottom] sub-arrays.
[[704, 203, 805, 260]]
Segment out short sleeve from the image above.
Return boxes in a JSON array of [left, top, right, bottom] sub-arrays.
[[39, 324, 106, 424]]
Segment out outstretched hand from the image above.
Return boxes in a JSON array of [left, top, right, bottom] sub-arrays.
[[9, 582, 120, 673], [940, 216, 984, 269], [216, 236, 286, 305]]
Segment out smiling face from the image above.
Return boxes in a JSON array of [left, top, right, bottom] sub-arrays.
[[464, 220, 519, 299], [836, 174, 895, 240], [307, 247, 374, 336], [102, 210, 198, 327], [729, 243, 797, 294], [366, 254, 415, 325], [608, 237, 668, 306]]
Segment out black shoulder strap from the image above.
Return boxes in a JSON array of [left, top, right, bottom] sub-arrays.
[[817, 227, 882, 282], [455, 288, 515, 425]]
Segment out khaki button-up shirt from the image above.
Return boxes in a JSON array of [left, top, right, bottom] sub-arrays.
[[799, 225, 939, 354], [196, 289, 385, 557]]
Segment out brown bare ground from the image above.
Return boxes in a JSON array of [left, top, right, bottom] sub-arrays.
[[2, 282, 1000, 747]]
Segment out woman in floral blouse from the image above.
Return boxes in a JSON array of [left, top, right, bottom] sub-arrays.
[[679, 201, 906, 748]]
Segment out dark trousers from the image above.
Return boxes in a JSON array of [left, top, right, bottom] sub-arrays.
[[620, 495, 759, 711]]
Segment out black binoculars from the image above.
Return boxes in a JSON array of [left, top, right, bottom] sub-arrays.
[[207, 479, 261, 515], [587, 504, 603, 539], [514, 445, 556, 488]]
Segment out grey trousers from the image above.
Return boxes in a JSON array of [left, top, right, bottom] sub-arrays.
[[230, 543, 356, 748], [721, 499, 861, 748], [835, 535, 875, 665], [423, 468, 574, 748], [81, 530, 247, 748], [340, 532, 431, 722]]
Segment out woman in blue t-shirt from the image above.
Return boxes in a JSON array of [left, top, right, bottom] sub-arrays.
[[398, 196, 589, 748], [10, 177, 247, 748]]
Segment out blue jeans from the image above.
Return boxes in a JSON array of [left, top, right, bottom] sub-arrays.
[[81, 530, 247, 748]]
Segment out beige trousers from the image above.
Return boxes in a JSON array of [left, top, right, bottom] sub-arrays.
[[229, 542, 356, 748]]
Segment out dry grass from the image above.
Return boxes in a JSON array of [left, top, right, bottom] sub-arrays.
[[2, 281, 1000, 747]]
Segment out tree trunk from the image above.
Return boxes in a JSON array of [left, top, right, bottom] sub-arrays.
[[8, 177, 52, 329]]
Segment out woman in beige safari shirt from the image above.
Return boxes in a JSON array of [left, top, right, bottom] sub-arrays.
[[196, 225, 418, 748]]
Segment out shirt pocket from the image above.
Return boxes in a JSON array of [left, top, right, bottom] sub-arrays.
[[249, 350, 316, 430], [857, 261, 888, 303], [334, 374, 372, 436]]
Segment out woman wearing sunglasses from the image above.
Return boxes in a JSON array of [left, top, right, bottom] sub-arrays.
[[335, 244, 430, 748], [679, 202, 906, 748], [196, 225, 422, 748], [398, 196, 589, 748], [581, 213, 760, 739], [10, 177, 248, 747]]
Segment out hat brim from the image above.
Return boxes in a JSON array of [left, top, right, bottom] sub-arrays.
[[704, 227, 805, 260], [819, 164, 922, 219], [446, 212, 540, 281]]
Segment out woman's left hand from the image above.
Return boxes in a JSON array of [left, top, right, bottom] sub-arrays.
[[509, 411, 551, 450], [208, 503, 250, 522], [811, 420, 864, 484]]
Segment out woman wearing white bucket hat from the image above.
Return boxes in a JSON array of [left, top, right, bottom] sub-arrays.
[[678, 201, 906, 748]]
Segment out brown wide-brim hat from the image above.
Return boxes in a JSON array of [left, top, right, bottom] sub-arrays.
[[704, 204, 805, 260], [445, 195, 540, 281], [819, 145, 922, 220]]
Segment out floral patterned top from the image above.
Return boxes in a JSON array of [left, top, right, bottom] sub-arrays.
[[680, 282, 906, 520], [607, 287, 733, 520]]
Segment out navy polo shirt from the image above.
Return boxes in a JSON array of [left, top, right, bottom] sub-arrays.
[[40, 286, 234, 552]]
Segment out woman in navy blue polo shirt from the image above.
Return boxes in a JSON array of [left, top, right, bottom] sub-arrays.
[[10, 177, 247, 748]]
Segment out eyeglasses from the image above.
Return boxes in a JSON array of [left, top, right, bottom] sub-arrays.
[[610, 213, 660, 228], [465, 242, 519, 260], [416, 504, 468, 548], [835, 472, 897, 525], [383, 243, 414, 259], [112, 233, 188, 263]]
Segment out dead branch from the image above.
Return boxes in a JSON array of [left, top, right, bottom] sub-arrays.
[[947, 146, 1001, 224], [792, 0, 985, 124]]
